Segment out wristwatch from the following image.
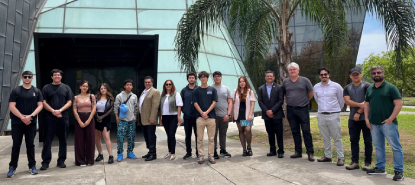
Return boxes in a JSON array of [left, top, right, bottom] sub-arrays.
[[228, 114, 232, 117], [58, 109, 62, 112], [356, 112, 361, 114], [30, 114, 34, 119]]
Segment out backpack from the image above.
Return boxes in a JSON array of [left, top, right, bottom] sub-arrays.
[[15, 86, 40, 104]]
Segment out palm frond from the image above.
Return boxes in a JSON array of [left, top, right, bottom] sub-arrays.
[[300, 0, 349, 62], [242, 2, 279, 78], [174, 0, 232, 73]]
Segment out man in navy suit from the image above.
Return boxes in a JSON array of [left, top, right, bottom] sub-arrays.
[[257, 70, 285, 158]]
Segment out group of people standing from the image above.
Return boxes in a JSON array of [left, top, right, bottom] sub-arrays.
[[6, 62, 405, 181]]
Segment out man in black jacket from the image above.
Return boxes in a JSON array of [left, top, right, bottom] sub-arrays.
[[180, 72, 199, 159], [257, 70, 285, 158]]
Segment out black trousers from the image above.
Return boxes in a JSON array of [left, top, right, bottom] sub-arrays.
[[9, 123, 36, 168], [183, 117, 198, 154], [349, 119, 373, 163], [287, 106, 314, 154], [162, 115, 178, 154], [264, 118, 284, 154], [143, 125, 157, 154], [41, 118, 68, 165]]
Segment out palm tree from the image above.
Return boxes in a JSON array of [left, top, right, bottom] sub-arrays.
[[174, 0, 415, 84]]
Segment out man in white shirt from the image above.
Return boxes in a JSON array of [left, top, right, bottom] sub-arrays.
[[313, 67, 345, 166]]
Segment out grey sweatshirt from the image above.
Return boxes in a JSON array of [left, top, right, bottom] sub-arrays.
[[113, 91, 138, 122]]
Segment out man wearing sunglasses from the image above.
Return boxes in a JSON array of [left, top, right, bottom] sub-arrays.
[[7, 71, 44, 177], [364, 66, 404, 181], [313, 67, 345, 166]]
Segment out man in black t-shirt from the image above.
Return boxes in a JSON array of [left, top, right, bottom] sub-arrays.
[[7, 71, 44, 178], [193, 71, 218, 164], [40, 69, 74, 170]]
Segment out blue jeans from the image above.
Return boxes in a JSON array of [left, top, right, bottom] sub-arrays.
[[371, 123, 403, 172]]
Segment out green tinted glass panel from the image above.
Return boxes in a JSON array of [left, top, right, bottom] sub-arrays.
[[137, 10, 185, 29], [156, 73, 188, 91], [139, 30, 176, 50], [206, 54, 236, 75], [65, 8, 137, 28], [195, 52, 211, 73], [220, 75, 238, 92], [203, 36, 234, 58], [23, 51, 35, 72], [35, 28, 63, 33], [67, 0, 136, 8], [37, 8, 64, 28], [137, 0, 186, 9], [64, 28, 137, 34], [44, 0, 67, 8], [157, 51, 182, 72]]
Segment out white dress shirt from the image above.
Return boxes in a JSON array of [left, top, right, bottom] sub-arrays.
[[139, 87, 152, 114], [314, 80, 345, 113]]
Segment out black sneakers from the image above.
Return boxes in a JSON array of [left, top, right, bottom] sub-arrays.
[[393, 171, 404, 181], [95, 154, 104, 162], [220, 149, 232, 158], [183, 153, 192, 160], [57, 162, 66, 168], [367, 167, 387, 175], [40, 164, 49, 171], [214, 150, 220, 159]]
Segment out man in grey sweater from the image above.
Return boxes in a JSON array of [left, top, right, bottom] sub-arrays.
[[113, 79, 138, 162]]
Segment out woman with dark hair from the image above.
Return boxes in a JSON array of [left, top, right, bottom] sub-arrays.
[[94, 83, 115, 164], [158, 79, 183, 160], [73, 81, 96, 166], [232, 76, 256, 156]]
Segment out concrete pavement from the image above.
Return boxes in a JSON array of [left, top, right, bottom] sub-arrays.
[[0, 114, 414, 185]]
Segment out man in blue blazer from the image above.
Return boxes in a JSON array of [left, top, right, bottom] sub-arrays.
[[257, 70, 285, 158]]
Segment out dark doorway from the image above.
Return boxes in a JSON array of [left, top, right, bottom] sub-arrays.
[[34, 33, 159, 141]]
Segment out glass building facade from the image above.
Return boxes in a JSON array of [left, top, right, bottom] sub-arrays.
[[2, 0, 364, 132], [233, 8, 365, 90]]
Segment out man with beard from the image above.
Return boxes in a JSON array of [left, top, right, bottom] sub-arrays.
[[364, 66, 404, 181], [313, 67, 345, 166], [180, 72, 199, 159]]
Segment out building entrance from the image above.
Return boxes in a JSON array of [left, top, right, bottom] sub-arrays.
[[34, 33, 159, 141]]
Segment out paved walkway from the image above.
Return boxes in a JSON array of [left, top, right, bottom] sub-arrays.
[[0, 112, 414, 185]]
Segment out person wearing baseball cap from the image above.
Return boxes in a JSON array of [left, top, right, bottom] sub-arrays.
[[343, 67, 373, 171]]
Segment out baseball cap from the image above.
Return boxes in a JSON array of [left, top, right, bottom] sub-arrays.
[[349, 67, 362, 74], [119, 104, 129, 119]]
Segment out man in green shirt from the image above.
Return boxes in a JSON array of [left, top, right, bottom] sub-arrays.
[[364, 66, 403, 181]]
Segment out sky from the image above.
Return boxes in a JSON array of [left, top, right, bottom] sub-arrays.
[[356, 13, 387, 64]]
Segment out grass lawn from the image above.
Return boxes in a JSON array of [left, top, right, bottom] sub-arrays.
[[402, 97, 415, 105], [401, 107, 415, 112], [229, 114, 415, 178]]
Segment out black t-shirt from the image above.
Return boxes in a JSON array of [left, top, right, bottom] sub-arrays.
[[9, 86, 43, 124], [192, 86, 218, 119], [42, 83, 74, 119]]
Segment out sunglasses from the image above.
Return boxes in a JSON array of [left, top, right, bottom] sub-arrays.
[[371, 72, 383, 75], [319, 73, 328, 77], [165, 83, 172, 86], [23, 76, 32, 79], [144, 82, 152, 84]]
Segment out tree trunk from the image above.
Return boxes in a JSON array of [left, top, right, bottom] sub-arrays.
[[276, 16, 295, 138]]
